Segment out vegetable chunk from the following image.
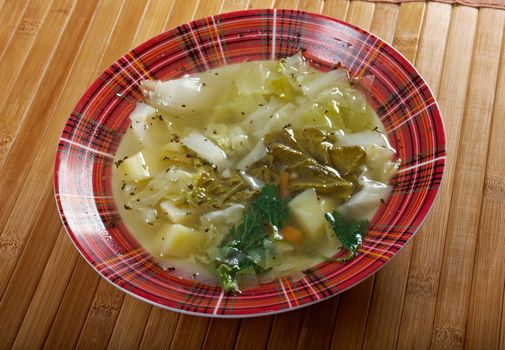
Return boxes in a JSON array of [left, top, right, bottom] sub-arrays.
[[119, 151, 150, 182], [160, 201, 189, 224], [158, 224, 207, 258], [288, 189, 326, 241]]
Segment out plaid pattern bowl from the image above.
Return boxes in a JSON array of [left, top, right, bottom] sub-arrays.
[[54, 9, 445, 317]]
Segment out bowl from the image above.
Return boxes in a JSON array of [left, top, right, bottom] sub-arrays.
[[54, 9, 445, 317]]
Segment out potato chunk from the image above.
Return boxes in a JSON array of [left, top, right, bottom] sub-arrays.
[[158, 224, 207, 258], [120, 151, 150, 182], [288, 189, 326, 241]]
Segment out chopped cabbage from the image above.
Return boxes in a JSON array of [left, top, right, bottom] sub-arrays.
[[126, 169, 194, 209], [160, 200, 189, 224], [337, 178, 392, 221], [301, 69, 349, 98], [239, 171, 264, 190], [250, 103, 296, 138], [181, 132, 228, 171], [200, 204, 245, 227], [142, 77, 206, 113], [236, 141, 267, 170], [234, 62, 273, 95], [139, 207, 158, 225], [337, 130, 391, 148], [129, 102, 170, 149], [204, 124, 251, 156]]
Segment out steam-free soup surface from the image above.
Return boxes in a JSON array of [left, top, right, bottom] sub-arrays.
[[112, 54, 399, 292]]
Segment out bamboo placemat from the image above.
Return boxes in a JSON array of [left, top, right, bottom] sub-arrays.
[[365, 0, 505, 10], [0, 0, 504, 349]]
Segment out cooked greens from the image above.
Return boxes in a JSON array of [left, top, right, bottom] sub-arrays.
[[325, 211, 368, 262], [185, 167, 258, 210], [214, 185, 288, 293], [251, 127, 366, 200], [112, 53, 400, 292]]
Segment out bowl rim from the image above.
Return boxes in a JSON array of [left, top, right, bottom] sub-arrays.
[[54, 8, 446, 318]]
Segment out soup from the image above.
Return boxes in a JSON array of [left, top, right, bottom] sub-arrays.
[[112, 54, 399, 293]]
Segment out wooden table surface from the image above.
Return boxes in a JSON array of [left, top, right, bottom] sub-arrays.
[[0, 0, 504, 349]]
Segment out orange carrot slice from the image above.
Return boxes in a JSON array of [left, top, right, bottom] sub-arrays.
[[279, 170, 290, 198], [281, 225, 303, 244]]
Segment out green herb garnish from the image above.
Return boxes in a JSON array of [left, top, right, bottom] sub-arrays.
[[215, 184, 288, 293], [251, 184, 289, 230], [325, 211, 368, 261]]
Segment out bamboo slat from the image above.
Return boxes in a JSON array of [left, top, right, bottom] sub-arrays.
[[107, 296, 153, 349], [331, 278, 374, 350], [0, 1, 504, 349], [298, 297, 340, 350], [248, 0, 275, 9], [131, 0, 176, 47], [267, 308, 307, 349], [235, 316, 274, 349], [169, 314, 210, 349], [138, 307, 179, 350], [202, 318, 242, 350], [221, 0, 249, 12], [321, 0, 349, 18], [297, 0, 325, 13]]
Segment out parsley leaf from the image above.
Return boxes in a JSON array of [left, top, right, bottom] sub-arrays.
[[325, 211, 368, 261], [251, 184, 289, 229], [215, 184, 288, 293]]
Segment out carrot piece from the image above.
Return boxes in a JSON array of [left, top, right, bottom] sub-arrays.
[[279, 170, 290, 197], [281, 225, 303, 244]]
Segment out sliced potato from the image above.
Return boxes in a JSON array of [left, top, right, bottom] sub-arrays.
[[288, 188, 326, 241], [142, 149, 167, 176], [120, 151, 150, 182], [318, 195, 339, 213], [157, 224, 207, 258]]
